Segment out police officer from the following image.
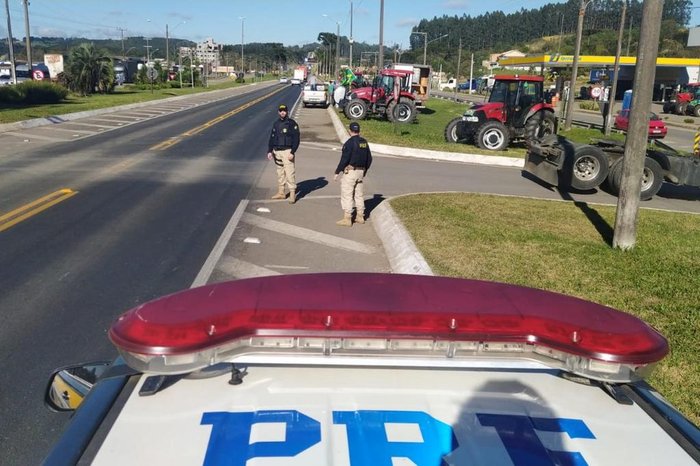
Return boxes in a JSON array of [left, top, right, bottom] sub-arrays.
[[267, 104, 300, 203], [334, 121, 372, 226]]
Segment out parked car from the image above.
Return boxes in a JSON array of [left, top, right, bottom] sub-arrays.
[[0, 74, 11, 86], [290, 78, 301, 85], [301, 83, 329, 108], [614, 109, 667, 139], [279, 77, 288, 84]]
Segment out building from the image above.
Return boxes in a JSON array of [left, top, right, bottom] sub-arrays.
[[193, 38, 222, 68]]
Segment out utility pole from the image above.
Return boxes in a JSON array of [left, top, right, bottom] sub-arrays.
[[564, 0, 593, 131], [612, 0, 663, 251], [455, 38, 462, 97], [239, 17, 245, 74], [22, 0, 31, 68], [378, 0, 384, 70], [4, 0, 16, 84], [604, 0, 627, 136], [165, 24, 169, 69], [349, 0, 353, 68], [117, 27, 126, 60]]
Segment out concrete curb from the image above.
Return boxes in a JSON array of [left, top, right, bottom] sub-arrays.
[[370, 201, 434, 276], [0, 81, 275, 135]]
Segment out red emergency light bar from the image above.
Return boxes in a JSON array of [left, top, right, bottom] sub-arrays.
[[109, 273, 668, 382]]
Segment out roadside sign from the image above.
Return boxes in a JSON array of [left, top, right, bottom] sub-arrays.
[[32, 70, 44, 80], [147, 67, 158, 81]]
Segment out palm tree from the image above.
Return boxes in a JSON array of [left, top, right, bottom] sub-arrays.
[[67, 43, 114, 95]]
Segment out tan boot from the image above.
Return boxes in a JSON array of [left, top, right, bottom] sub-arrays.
[[355, 210, 365, 224], [336, 213, 352, 227], [271, 187, 285, 200], [288, 189, 296, 204]]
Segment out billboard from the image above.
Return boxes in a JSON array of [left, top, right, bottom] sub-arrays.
[[44, 54, 64, 78], [688, 27, 700, 47]]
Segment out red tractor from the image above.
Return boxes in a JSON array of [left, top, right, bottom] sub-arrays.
[[343, 69, 418, 124], [444, 75, 556, 151], [662, 83, 700, 115]]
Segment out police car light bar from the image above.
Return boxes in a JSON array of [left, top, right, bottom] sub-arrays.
[[108, 273, 668, 382]]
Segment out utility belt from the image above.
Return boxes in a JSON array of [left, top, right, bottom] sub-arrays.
[[273, 147, 292, 151], [344, 165, 365, 173]]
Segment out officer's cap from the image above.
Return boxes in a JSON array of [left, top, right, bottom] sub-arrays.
[[349, 122, 360, 132], [278, 104, 288, 112]]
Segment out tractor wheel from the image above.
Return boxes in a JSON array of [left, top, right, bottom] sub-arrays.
[[344, 99, 368, 120], [444, 117, 470, 143], [569, 145, 609, 190], [662, 102, 673, 114], [676, 102, 687, 115], [524, 111, 557, 142], [387, 99, 416, 123], [640, 157, 663, 200], [693, 105, 700, 117], [476, 121, 509, 151]]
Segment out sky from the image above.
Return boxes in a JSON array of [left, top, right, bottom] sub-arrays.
[[3, 0, 700, 50]]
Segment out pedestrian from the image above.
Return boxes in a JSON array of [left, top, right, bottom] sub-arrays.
[[334, 121, 372, 226], [267, 104, 300, 203]]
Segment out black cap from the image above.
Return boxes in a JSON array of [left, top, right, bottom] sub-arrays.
[[278, 104, 288, 111], [349, 122, 360, 132]]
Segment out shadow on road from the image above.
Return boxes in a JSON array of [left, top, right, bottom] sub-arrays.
[[296, 177, 328, 200]]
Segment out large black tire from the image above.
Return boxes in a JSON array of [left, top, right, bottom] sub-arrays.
[[640, 157, 664, 200], [387, 98, 416, 123], [603, 157, 663, 200], [676, 102, 687, 115], [569, 145, 609, 190], [444, 117, 470, 143], [524, 111, 557, 142], [605, 158, 624, 195], [693, 105, 700, 117], [344, 98, 368, 120], [662, 102, 673, 114], [476, 121, 509, 151]]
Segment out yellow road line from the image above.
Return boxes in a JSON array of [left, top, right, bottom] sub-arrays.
[[0, 189, 78, 232], [150, 86, 287, 151]]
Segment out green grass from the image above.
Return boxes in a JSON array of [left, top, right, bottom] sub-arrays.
[[0, 77, 265, 124], [391, 193, 700, 426], [335, 98, 625, 157]]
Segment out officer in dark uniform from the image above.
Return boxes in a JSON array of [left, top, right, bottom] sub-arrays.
[[267, 104, 301, 203], [333, 121, 372, 226]]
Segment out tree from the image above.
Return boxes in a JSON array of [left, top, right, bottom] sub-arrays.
[[66, 43, 114, 95]]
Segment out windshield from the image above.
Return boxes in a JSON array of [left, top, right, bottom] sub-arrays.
[[489, 81, 511, 103]]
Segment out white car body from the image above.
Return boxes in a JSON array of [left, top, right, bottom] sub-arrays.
[[44, 274, 700, 465]]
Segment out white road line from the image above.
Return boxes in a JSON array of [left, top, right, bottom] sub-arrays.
[[191, 199, 249, 288], [242, 212, 376, 254], [1, 131, 70, 141], [218, 256, 280, 279]]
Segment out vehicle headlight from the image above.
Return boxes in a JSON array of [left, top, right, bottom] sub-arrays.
[[463, 109, 474, 116]]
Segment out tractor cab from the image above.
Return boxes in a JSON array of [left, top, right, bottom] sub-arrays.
[[488, 78, 544, 127]]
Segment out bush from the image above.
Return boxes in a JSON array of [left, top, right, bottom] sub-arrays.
[[0, 85, 26, 104], [683, 118, 695, 124], [578, 101, 598, 110], [20, 81, 69, 104], [235, 77, 245, 84]]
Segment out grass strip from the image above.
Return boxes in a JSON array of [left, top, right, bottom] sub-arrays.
[[391, 192, 699, 425]]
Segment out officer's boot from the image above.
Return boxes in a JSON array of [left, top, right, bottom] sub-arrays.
[[271, 187, 285, 200], [288, 189, 296, 204], [336, 212, 352, 227], [355, 210, 365, 224]]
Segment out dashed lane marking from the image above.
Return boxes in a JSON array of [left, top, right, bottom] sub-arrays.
[[241, 213, 376, 254]]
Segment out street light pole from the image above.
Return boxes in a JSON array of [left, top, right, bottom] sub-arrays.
[[349, 0, 353, 67], [564, 0, 593, 131], [411, 32, 428, 65], [239, 17, 245, 74], [4, 0, 16, 84]]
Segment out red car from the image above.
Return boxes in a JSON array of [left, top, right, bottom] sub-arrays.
[[614, 109, 667, 139]]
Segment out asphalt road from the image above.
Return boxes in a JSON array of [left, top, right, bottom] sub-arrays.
[[0, 84, 301, 465], [1, 84, 698, 465]]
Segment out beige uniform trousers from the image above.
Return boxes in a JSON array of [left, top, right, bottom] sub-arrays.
[[340, 168, 365, 214], [273, 149, 296, 191]]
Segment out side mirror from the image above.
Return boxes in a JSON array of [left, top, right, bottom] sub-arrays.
[[44, 362, 111, 412]]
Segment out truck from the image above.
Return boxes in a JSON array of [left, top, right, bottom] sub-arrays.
[[114, 58, 144, 84], [390, 63, 431, 107], [292, 66, 307, 85], [525, 135, 700, 200], [42, 273, 700, 465]]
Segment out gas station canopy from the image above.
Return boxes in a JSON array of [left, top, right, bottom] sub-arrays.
[[499, 54, 700, 68]]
